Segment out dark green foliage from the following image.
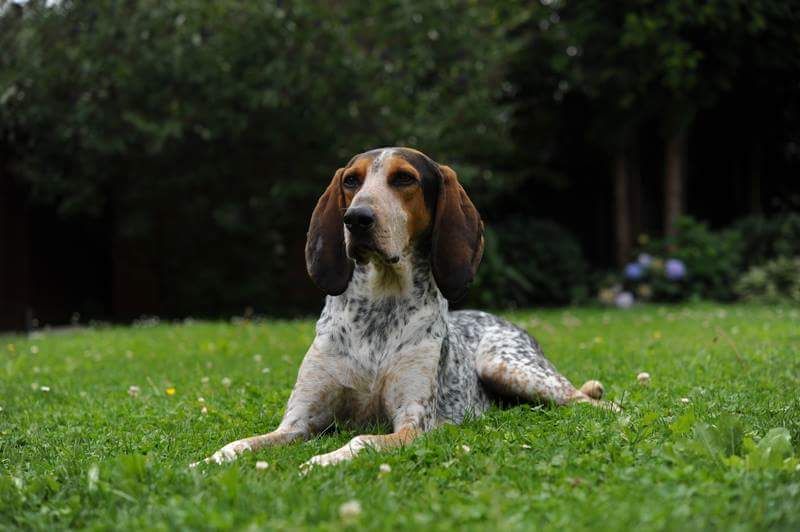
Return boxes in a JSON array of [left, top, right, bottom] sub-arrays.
[[603, 213, 800, 305], [512, 0, 800, 149], [730, 213, 800, 269], [735, 257, 800, 304], [640, 217, 743, 301], [1, 0, 518, 210], [667, 218, 743, 301], [0, 0, 519, 316], [469, 219, 588, 308], [1, 0, 799, 317]]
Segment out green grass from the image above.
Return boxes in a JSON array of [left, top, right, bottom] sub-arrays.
[[1, 304, 799, 531]]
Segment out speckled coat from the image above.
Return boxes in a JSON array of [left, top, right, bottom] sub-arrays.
[[313, 254, 580, 431], [192, 148, 610, 470]]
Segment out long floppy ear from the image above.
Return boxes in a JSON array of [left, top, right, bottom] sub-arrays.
[[305, 168, 354, 295], [431, 165, 484, 301]]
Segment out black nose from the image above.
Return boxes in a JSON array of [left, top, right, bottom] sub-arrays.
[[343, 206, 375, 233]]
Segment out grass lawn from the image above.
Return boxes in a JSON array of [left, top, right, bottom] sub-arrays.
[[1, 304, 799, 530]]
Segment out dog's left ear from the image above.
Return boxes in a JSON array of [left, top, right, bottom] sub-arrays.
[[305, 168, 354, 295], [431, 164, 484, 302]]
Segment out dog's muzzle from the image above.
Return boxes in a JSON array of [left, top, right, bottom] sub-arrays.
[[344, 205, 378, 264]]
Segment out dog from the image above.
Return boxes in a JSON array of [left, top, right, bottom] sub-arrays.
[[192, 147, 614, 470]]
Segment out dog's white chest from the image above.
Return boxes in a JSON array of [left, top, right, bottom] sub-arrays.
[[314, 291, 446, 420]]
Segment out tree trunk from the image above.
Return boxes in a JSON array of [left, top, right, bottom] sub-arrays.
[[614, 148, 631, 266], [749, 139, 763, 215], [664, 129, 687, 237], [0, 168, 32, 331], [629, 141, 642, 250]]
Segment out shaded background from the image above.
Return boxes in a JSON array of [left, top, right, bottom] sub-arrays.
[[1, 0, 799, 330]]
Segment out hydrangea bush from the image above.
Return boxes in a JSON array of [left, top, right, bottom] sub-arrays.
[[598, 253, 687, 308], [598, 214, 800, 307]]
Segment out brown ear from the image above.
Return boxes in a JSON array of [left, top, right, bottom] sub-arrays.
[[305, 168, 354, 295], [431, 165, 484, 301]]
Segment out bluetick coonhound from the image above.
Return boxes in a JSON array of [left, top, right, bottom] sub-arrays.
[[192, 147, 614, 470]]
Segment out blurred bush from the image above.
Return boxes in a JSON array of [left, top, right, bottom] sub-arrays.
[[1, 0, 798, 318], [607, 214, 800, 305], [735, 257, 800, 304], [631, 217, 742, 301], [730, 213, 800, 269], [668, 217, 743, 301], [469, 219, 588, 308], [0, 0, 521, 316]]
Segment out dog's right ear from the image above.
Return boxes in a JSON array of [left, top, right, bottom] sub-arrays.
[[305, 168, 354, 295]]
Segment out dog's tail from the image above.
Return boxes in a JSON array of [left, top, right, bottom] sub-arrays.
[[579, 379, 605, 400]]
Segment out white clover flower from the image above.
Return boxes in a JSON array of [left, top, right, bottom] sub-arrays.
[[339, 500, 362, 520]]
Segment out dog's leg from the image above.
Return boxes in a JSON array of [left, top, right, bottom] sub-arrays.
[[475, 327, 619, 412], [299, 427, 422, 471], [300, 344, 438, 471], [190, 429, 303, 467], [191, 345, 345, 467]]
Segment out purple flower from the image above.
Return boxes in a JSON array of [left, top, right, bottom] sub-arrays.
[[624, 262, 645, 281], [637, 253, 653, 268], [615, 291, 634, 309], [665, 259, 686, 281]]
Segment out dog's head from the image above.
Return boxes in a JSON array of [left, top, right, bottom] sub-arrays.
[[305, 147, 483, 301]]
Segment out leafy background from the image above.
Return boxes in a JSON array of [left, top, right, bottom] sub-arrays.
[[1, 0, 798, 324]]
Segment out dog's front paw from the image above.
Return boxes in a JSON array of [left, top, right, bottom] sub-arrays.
[[190, 439, 253, 468], [299, 450, 348, 475], [299, 436, 370, 474]]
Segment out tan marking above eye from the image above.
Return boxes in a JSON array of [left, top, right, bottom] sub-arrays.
[[341, 158, 371, 196], [383, 159, 420, 186], [345, 158, 371, 179], [390, 171, 419, 187], [388, 161, 419, 177]]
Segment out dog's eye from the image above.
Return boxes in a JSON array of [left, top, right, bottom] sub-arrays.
[[343, 175, 360, 189], [391, 172, 417, 187]]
